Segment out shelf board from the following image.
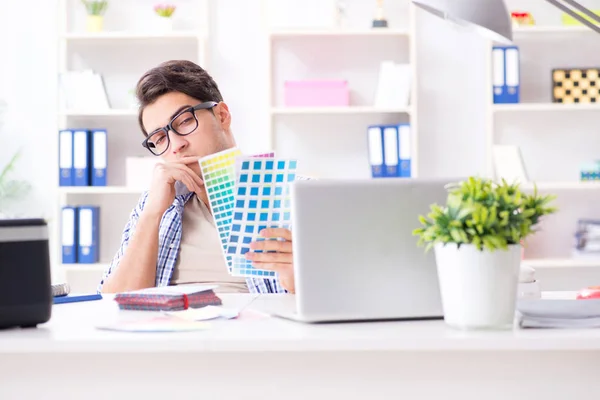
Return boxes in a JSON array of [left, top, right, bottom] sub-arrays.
[[59, 186, 145, 195], [271, 106, 411, 115], [520, 181, 600, 190], [513, 25, 595, 35], [493, 103, 600, 112], [62, 263, 107, 272], [59, 109, 138, 117], [270, 28, 409, 38], [522, 258, 600, 268], [61, 31, 203, 40]]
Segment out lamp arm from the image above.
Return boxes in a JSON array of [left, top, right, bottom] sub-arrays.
[[562, 0, 600, 23], [545, 0, 600, 35]]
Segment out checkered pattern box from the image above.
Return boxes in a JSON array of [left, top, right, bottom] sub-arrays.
[[552, 67, 600, 104]]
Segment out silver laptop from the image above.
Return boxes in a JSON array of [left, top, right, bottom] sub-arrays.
[[264, 178, 458, 323]]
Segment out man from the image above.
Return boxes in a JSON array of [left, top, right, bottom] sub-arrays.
[[98, 60, 295, 294]]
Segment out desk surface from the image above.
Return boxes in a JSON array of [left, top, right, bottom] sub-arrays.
[[2, 292, 600, 354]]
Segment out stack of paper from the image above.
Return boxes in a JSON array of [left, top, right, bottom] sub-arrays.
[[517, 298, 600, 328]]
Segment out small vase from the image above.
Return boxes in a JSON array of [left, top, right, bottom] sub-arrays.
[[86, 15, 104, 33], [434, 243, 522, 330], [155, 16, 173, 32]]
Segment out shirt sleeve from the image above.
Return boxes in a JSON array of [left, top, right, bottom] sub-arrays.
[[96, 193, 147, 293], [246, 277, 287, 294]]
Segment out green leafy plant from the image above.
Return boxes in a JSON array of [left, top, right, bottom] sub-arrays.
[[154, 4, 176, 17], [81, 0, 108, 16], [413, 177, 557, 252], [0, 151, 31, 210]]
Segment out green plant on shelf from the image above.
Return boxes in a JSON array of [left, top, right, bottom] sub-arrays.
[[0, 150, 31, 213], [154, 3, 176, 18], [413, 177, 557, 252], [81, 0, 108, 16]]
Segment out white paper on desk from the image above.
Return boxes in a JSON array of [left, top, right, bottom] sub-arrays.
[[96, 316, 211, 333], [165, 305, 239, 321]]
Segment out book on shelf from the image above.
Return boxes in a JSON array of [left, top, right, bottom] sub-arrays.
[[492, 145, 528, 184], [58, 70, 110, 111], [374, 61, 411, 109]]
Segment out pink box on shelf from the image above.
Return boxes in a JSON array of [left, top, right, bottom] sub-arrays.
[[284, 80, 349, 107]]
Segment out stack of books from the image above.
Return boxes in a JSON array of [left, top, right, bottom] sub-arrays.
[[573, 218, 600, 258]]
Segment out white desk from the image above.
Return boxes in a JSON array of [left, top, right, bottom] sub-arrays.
[[1, 293, 600, 399]]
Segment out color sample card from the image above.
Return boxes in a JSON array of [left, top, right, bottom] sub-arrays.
[[199, 147, 242, 270], [225, 157, 298, 278], [251, 152, 275, 158], [235, 152, 274, 183]]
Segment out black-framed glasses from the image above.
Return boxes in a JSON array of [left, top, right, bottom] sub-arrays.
[[142, 101, 218, 156]]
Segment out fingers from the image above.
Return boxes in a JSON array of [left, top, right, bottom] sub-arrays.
[[171, 168, 204, 193], [167, 163, 205, 191], [173, 155, 201, 166], [245, 250, 292, 264], [259, 228, 292, 241], [250, 239, 292, 253], [180, 173, 203, 194]]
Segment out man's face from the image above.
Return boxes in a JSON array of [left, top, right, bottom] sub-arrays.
[[141, 91, 235, 175]]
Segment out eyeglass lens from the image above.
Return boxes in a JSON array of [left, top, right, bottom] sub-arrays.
[[147, 110, 198, 155]]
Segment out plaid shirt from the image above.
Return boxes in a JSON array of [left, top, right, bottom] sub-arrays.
[[97, 182, 287, 294]]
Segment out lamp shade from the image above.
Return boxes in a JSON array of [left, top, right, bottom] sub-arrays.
[[412, 0, 513, 44]]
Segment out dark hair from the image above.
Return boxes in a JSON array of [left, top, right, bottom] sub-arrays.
[[135, 60, 224, 136]]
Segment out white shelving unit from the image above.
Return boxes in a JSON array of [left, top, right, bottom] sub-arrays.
[[485, 1, 600, 287], [61, 31, 203, 40], [271, 106, 411, 115], [54, 0, 210, 292], [263, 0, 418, 179], [522, 258, 600, 268]]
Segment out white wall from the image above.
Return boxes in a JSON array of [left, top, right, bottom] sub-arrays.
[[0, 0, 58, 220]]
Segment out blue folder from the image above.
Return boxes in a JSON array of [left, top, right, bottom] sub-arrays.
[[59, 129, 74, 186], [73, 129, 91, 186], [492, 46, 520, 104], [77, 205, 100, 264], [91, 129, 107, 186], [54, 293, 102, 304]]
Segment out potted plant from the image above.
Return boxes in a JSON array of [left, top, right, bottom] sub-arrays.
[[0, 151, 31, 218], [413, 177, 557, 330], [81, 0, 108, 33], [154, 4, 177, 32]]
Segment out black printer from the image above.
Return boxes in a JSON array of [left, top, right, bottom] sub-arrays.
[[0, 218, 52, 329]]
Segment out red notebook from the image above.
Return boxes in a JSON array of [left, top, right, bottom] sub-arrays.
[[114, 285, 222, 311]]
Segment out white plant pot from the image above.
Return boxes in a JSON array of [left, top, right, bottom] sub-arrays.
[[434, 242, 522, 330], [155, 16, 173, 32]]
